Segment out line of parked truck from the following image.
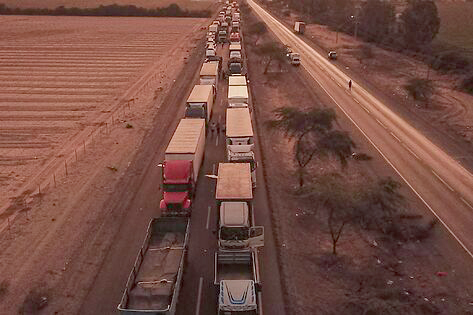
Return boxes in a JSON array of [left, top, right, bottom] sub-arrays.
[[117, 2, 265, 314]]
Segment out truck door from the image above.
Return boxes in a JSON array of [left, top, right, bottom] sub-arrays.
[[248, 226, 264, 248]]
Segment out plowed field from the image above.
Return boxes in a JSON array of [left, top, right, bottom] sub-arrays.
[[0, 15, 205, 209]]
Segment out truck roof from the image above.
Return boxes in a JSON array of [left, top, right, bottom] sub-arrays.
[[220, 201, 249, 226], [229, 44, 241, 51], [200, 62, 219, 77], [229, 75, 247, 86], [187, 85, 213, 103], [221, 280, 257, 310], [226, 108, 253, 138], [166, 119, 205, 154], [216, 163, 252, 200], [228, 85, 248, 100]]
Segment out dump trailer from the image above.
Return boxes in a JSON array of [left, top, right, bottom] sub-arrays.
[[199, 61, 219, 91], [160, 119, 206, 216], [294, 21, 305, 34], [185, 85, 214, 124], [216, 163, 263, 249], [214, 250, 261, 314], [118, 217, 190, 315]]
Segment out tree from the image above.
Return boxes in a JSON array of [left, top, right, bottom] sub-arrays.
[[317, 130, 355, 169], [304, 173, 360, 255], [255, 41, 287, 73], [358, 0, 395, 43], [248, 22, 267, 45], [401, 0, 440, 49], [268, 107, 337, 186]]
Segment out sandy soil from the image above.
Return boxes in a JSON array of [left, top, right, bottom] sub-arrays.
[[0, 0, 215, 11], [0, 15, 208, 313], [0, 15, 205, 218], [243, 8, 473, 315]]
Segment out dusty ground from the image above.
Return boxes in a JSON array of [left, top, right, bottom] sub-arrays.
[[0, 15, 208, 314], [243, 7, 473, 315], [0, 15, 205, 219], [0, 0, 215, 11]]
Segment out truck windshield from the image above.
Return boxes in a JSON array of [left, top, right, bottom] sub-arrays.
[[185, 106, 205, 119], [163, 183, 189, 192], [220, 227, 249, 240], [229, 63, 242, 74]]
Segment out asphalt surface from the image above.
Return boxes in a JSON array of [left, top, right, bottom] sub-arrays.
[[177, 40, 286, 315], [247, 0, 473, 260], [79, 25, 286, 315]]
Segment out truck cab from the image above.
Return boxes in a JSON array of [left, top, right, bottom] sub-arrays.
[[289, 53, 300, 65], [215, 250, 261, 315], [219, 201, 263, 249], [160, 160, 193, 216], [218, 30, 227, 43]]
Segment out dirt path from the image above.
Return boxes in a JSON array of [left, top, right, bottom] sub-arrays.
[[0, 17, 209, 314]]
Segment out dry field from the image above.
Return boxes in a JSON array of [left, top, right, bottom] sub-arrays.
[[0, 15, 205, 213], [0, 0, 215, 11]]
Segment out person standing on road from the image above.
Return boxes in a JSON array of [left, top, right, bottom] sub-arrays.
[[210, 122, 216, 137], [348, 80, 352, 90]]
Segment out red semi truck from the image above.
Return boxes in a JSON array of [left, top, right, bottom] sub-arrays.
[[160, 118, 206, 216]]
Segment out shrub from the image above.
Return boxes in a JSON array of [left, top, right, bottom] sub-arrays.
[[461, 73, 473, 94], [405, 78, 434, 102], [431, 52, 471, 73]]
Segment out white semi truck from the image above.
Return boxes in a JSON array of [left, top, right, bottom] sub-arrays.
[[185, 85, 214, 124], [215, 163, 263, 249], [228, 85, 249, 108], [118, 217, 190, 315], [199, 61, 219, 91], [214, 250, 261, 314], [225, 108, 257, 188]]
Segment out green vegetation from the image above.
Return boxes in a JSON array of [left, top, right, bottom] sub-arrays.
[[268, 107, 355, 187], [0, 3, 211, 17], [436, 1, 473, 58], [405, 78, 434, 102]]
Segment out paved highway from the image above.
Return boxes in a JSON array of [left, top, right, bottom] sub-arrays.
[[80, 29, 286, 314], [248, 0, 473, 259]]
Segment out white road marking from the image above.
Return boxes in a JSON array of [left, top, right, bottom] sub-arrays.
[[361, 105, 370, 113], [375, 118, 387, 129], [401, 143, 420, 160], [390, 132, 401, 143], [195, 277, 204, 315], [206, 206, 212, 230], [354, 98, 360, 104], [460, 197, 473, 210], [215, 134, 219, 146], [432, 170, 454, 192], [212, 163, 216, 175]]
